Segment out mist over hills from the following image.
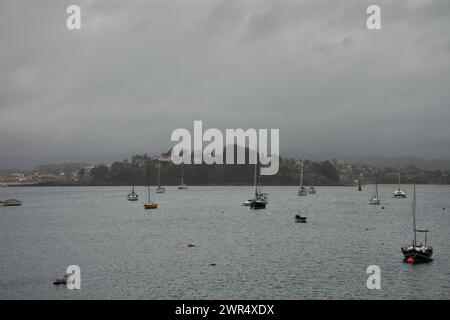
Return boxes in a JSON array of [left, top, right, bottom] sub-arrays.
[[283, 151, 450, 170]]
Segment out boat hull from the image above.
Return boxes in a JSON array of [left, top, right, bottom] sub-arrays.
[[155, 188, 165, 193], [393, 191, 407, 198], [1, 199, 22, 206], [401, 246, 433, 262], [250, 201, 266, 210], [144, 203, 158, 209]]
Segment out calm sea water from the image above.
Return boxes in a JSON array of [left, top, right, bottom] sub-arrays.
[[0, 185, 449, 299]]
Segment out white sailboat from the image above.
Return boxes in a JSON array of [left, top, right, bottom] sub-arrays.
[[178, 162, 189, 190], [297, 159, 308, 196], [393, 161, 407, 198], [155, 160, 166, 193], [127, 185, 139, 201], [369, 172, 381, 205]]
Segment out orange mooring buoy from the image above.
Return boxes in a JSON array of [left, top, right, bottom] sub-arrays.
[[407, 257, 415, 264]]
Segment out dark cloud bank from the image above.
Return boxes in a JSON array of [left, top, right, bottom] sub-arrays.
[[1, 0, 450, 169]]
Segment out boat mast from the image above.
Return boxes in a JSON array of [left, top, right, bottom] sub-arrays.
[[147, 164, 151, 202], [181, 162, 184, 185], [299, 159, 304, 190], [158, 160, 161, 188], [412, 180, 417, 246], [397, 160, 401, 191], [375, 172, 379, 198], [253, 163, 258, 197]]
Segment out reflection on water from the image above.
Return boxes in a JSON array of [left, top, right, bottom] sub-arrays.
[[0, 185, 449, 299]]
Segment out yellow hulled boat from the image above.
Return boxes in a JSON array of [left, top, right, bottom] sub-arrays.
[[144, 202, 158, 209], [144, 164, 158, 210]]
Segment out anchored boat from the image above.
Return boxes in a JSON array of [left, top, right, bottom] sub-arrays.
[[0, 199, 22, 206], [297, 159, 308, 196], [155, 160, 166, 193], [393, 161, 407, 198], [369, 172, 381, 205], [144, 164, 158, 209], [401, 182, 433, 263], [178, 162, 189, 190], [249, 163, 267, 210], [127, 185, 139, 201]]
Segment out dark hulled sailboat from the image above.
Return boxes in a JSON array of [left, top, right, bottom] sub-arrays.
[[401, 182, 433, 263]]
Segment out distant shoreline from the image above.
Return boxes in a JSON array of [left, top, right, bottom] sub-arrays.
[[1, 183, 449, 187]]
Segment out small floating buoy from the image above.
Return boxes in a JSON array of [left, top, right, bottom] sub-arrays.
[[209, 263, 216, 266], [443, 208, 446, 211], [406, 257, 415, 264], [381, 206, 385, 209]]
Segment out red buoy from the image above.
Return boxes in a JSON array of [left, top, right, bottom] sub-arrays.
[[407, 257, 415, 264]]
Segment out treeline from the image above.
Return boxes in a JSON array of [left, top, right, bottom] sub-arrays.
[[85, 155, 341, 186]]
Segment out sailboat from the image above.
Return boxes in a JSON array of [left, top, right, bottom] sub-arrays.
[[401, 182, 433, 263], [127, 185, 139, 201], [308, 179, 316, 194], [155, 160, 166, 193], [358, 179, 362, 191], [144, 164, 158, 209], [393, 162, 407, 198], [178, 162, 189, 190], [297, 159, 308, 196], [369, 172, 381, 205], [248, 163, 267, 209]]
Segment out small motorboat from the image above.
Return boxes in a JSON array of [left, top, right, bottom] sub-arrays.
[[155, 186, 166, 193], [295, 214, 307, 223], [242, 199, 253, 206], [178, 184, 189, 190], [393, 189, 407, 198], [308, 186, 316, 194], [0, 199, 22, 206], [298, 187, 308, 196], [53, 275, 69, 285]]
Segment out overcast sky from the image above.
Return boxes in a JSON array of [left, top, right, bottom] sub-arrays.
[[1, 0, 450, 169]]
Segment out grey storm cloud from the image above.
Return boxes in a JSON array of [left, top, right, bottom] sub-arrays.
[[1, 0, 450, 168]]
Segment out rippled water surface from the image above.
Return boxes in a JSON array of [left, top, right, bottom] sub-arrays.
[[1, 185, 449, 299]]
